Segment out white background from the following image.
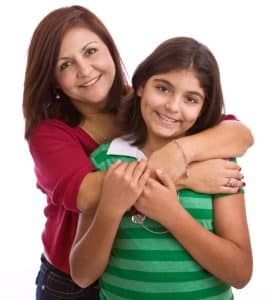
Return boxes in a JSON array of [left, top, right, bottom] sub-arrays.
[[0, 0, 272, 299]]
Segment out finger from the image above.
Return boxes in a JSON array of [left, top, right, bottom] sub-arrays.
[[224, 160, 241, 171], [221, 185, 243, 194], [132, 160, 148, 182], [223, 177, 244, 189], [155, 169, 175, 190], [124, 161, 138, 178], [138, 168, 150, 188], [225, 169, 244, 180], [106, 160, 122, 176]]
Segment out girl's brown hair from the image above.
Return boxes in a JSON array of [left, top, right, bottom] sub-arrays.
[[119, 37, 225, 146], [23, 5, 129, 139]]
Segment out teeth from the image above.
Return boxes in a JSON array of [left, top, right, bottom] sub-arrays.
[[158, 113, 177, 123], [80, 76, 99, 87]]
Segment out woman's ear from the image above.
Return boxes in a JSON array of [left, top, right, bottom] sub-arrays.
[[137, 86, 144, 97]]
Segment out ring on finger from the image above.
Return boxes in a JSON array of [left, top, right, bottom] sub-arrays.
[[226, 177, 233, 187]]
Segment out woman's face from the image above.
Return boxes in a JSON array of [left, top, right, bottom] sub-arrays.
[[138, 69, 205, 145], [55, 26, 116, 113]]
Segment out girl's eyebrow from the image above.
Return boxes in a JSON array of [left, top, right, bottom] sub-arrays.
[[58, 41, 98, 61], [153, 78, 172, 86]]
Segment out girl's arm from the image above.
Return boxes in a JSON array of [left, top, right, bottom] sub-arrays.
[[70, 161, 150, 288], [148, 120, 253, 183], [135, 171, 252, 288]]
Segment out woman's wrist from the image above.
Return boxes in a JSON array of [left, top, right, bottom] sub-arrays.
[[174, 137, 194, 164], [174, 140, 189, 178]]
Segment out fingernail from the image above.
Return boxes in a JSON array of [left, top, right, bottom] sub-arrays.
[[239, 167, 241, 171], [242, 182, 246, 187]]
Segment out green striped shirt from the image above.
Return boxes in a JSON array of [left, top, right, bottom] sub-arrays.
[[91, 139, 233, 300]]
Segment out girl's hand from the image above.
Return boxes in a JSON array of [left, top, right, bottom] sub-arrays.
[[147, 141, 186, 182], [135, 169, 180, 224], [179, 159, 244, 194], [100, 160, 150, 217]]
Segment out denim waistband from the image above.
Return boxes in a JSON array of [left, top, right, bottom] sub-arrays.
[[40, 254, 72, 279]]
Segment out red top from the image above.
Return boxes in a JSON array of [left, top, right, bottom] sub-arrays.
[[29, 115, 237, 275], [29, 119, 98, 274]]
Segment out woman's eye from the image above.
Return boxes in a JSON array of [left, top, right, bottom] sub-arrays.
[[59, 61, 71, 71], [187, 96, 197, 103], [86, 47, 97, 55]]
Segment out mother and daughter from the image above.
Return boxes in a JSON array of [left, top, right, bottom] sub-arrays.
[[23, 5, 253, 300]]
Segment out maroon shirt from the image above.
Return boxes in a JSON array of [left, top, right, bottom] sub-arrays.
[[29, 115, 237, 274], [29, 119, 98, 274]]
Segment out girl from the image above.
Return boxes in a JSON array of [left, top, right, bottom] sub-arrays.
[[70, 37, 252, 299]]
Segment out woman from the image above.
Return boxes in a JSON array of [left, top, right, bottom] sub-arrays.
[[23, 5, 253, 300]]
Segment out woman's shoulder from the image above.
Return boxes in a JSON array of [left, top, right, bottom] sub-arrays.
[[34, 119, 73, 134]]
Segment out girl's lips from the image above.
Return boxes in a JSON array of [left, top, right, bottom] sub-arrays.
[[157, 112, 178, 123]]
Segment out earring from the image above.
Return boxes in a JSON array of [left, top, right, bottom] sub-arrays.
[[53, 87, 62, 101]]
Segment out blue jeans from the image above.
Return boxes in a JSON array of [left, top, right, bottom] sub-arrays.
[[35, 254, 99, 300]]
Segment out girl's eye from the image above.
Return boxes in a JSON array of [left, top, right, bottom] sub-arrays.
[[59, 61, 71, 71], [156, 85, 169, 93], [86, 47, 97, 56]]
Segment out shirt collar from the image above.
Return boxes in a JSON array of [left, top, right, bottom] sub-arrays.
[[107, 136, 146, 160]]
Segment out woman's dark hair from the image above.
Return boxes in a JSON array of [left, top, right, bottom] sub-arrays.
[[119, 37, 225, 146], [23, 5, 129, 139]]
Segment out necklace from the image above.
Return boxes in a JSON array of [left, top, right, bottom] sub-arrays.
[[131, 213, 168, 235]]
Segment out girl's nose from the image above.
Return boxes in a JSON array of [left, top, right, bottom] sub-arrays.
[[165, 96, 180, 112]]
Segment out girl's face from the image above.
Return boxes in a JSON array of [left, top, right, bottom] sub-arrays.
[[55, 27, 116, 113], [138, 69, 205, 145]]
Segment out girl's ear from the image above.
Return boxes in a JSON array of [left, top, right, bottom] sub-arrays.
[[137, 85, 144, 97]]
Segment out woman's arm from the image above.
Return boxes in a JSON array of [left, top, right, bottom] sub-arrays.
[[76, 171, 105, 213], [179, 158, 244, 194], [135, 171, 252, 288], [148, 120, 253, 183]]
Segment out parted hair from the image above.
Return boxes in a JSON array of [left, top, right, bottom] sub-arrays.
[[23, 5, 129, 139], [119, 37, 225, 146]]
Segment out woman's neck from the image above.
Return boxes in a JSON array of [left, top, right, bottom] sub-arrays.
[[80, 112, 120, 144]]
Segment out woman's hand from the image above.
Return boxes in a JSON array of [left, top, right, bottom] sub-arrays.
[[99, 160, 150, 217], [178, 159, 244, 194]]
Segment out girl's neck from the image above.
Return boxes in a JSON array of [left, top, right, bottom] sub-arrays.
[[141, 137, 170, 158]]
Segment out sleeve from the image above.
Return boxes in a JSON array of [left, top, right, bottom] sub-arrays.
[[29, 120, 94, 211], [223, 114, 238, 121], [90, 143, 136, 171]]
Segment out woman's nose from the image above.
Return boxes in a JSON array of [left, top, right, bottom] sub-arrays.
[[76, 61, 92, 78]]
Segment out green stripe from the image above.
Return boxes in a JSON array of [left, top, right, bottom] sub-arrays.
[[100, 289, 233, 300], [101, 275, 230, 299], [113, 238, 184, 250], [108, 257, 202, 272], [107, 265, 211, 282], [187, 208, 213, 219], [112, 249, 192, 261]]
